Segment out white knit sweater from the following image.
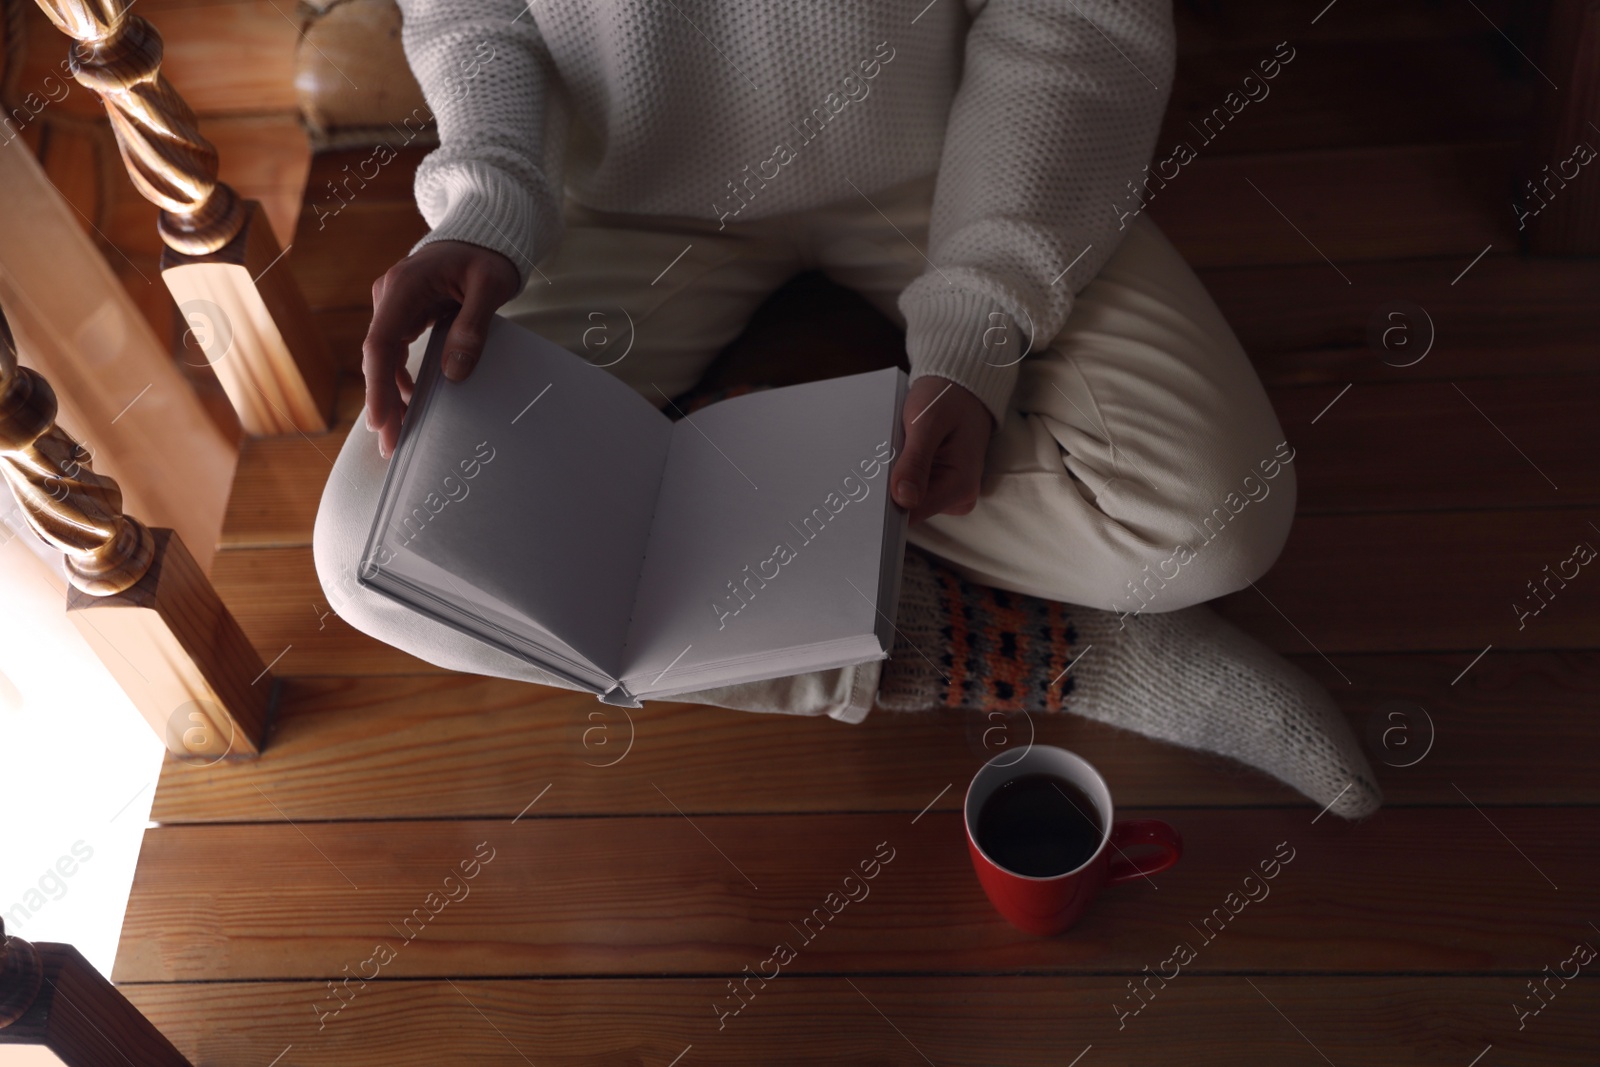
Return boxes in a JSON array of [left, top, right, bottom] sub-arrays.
[[396, 0, 1176, 424]]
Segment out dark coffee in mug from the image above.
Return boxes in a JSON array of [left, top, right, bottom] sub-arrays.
[[975, 772, 1104, 877]]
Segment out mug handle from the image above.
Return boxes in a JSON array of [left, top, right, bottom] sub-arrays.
[[1105, 819, 1183, 886]]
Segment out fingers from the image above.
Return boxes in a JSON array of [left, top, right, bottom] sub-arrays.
[[363, 274, 403, 435], [363, 263, 448, 457], [893, 420, 980, 523], [362, 241, 522, 459], [903, 439, 980, 523], [891, 377, 990, 523], [891, 422, 935, 513], [440, 250, 522, 381], [440, 275, 498, 382], [917, 460, 981, 522]]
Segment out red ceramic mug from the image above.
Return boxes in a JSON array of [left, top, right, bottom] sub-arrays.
[[964, 744, 1182, 936]]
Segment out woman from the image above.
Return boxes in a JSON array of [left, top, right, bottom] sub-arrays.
[[319, 0, 1380, 818]]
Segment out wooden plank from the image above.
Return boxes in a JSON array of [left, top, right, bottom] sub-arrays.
[[121, 975, 1598, 1067], [301, 144, 433, 212], [0, 132, 237, 573], [220, 421, 353, 548], [220, 380, 362, 550], [35, 122, 175, 374], [1203, 256, 1600, 387], [222, 373, 1600, 548], [1160, 35, 1533, 156], [311, 307, 375, 376], [208, 507, 1600, 676], [1523, 0, 1600, 253], [290, 200, 430, 312], [1172, 0, 1527, 54], [147, 651, 1600, 823], [113, 807, 1599, 982], [106, 252, 175, 345], [1147, 142, 1516, 269], [290, 149, 432, 312], [1278, 375, 1600, 513], [142, 2, 302, 116], [211, 544, 432, 675], [235, 249, 1600, 544], [301, 252, 1600, 389], [13, 1, 300, 118], [1211, 508, 1600, 665], [35, 122, 101, 230], [199, 115, 314, 250]]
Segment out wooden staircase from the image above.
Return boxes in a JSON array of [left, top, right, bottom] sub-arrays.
[[19, 0, 1598, 1062]]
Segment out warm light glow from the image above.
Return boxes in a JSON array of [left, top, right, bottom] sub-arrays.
[[0, 1044, 72, 1065], [0, 508, 162, 978]]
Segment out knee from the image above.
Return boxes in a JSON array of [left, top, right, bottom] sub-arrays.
[[310, 426, 389, 620], [1115, 443, 1298, 614], [1214, 450, 1296, 580], [311, 490, 366, 620]]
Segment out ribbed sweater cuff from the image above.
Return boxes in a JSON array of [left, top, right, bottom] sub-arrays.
[[902, 288, 1022, 429], [411, 158, 550, 289]]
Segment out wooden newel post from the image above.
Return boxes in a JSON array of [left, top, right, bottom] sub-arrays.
[[0, 303, 272, 758], [34, 0, 336, 434], [1, 920, 195, 1066]]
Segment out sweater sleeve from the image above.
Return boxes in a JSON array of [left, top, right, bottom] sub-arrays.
[[396, 0, 568, 287], [897, 0, 1177, 426]]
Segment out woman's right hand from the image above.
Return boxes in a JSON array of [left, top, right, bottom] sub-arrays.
[[362, 239, 522, 458]]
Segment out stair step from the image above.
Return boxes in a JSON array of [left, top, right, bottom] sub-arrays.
[[220, 373, 1600, 548], [208, 507, 1600, 676], [304, 252, 1600, 384], [148, 649, 1600, 823], [1172, 0, 1529, 52], [1160, 34, 1535, 156], [115, 807, 1592, 983], [1146, 141, 1517, 269], [1209, 255, 1600, 386], [125, 974, 1592, 1067]]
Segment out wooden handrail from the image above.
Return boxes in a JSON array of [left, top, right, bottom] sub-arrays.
[[1, 300, 272, 757], [33, 0, 337, 434], [0, 131, 236, 572], [1, 919, 195, 1066]]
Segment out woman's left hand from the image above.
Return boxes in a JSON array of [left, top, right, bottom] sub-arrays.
[[889, 376, 994, 524]]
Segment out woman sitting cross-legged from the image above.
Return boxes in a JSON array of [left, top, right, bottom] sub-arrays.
[[314, 0, 1381, 819]]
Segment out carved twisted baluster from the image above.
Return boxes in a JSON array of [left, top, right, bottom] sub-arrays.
[[0, 304, 155, 594], [34, 0, 245, 254]]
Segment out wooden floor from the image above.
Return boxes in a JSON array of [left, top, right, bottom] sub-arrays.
[[115, 3, 1599, 1064]]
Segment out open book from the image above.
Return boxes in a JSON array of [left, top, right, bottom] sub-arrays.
[[359, 313, 909, 707]]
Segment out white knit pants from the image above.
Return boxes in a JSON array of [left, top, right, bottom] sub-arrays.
[[313, 173, 1294, 723]]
